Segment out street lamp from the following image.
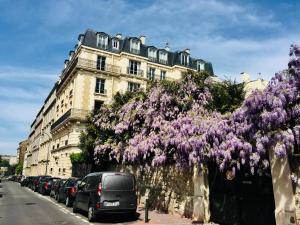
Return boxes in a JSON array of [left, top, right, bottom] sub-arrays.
[[42, 132, 51, 176]]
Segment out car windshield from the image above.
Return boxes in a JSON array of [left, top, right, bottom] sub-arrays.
[[103, 175, 134, 191]]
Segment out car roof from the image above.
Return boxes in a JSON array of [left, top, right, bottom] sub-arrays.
[[86, 172, 133, 177]]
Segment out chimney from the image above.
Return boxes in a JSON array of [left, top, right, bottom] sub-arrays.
[[69, 51, 74, 60], [64, 60, 69, 69], [116, 33, 122, 39], [184, 48, 190, 54], [165, 42, 170, 51], [139, 35, 146, 44]]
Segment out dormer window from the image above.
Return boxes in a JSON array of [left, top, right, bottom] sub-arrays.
[[197, 61, 205, 72], [159, 50, 168, 64], [97, 33, 108, 49], [78, 34, 84, 46], [112, 39, 119, 49], [181, 53, 189, 66], [130, 39, 140, 54], [148, 48, 157, 62]]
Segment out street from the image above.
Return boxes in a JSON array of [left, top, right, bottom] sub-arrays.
[[0, 181, 141, 225], [0, 181, 192, 225]]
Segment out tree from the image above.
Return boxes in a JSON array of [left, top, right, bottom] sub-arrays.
[[15, 163, 23, 175]]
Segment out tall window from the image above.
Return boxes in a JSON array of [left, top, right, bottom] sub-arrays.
[[148, 68, 155, 80], [181, 53, 189, 65], [130, 39, 140, 54], [160, 70, 166, 80], [128, 60, 141, 75], [128, 82, 141, 92], [95, 78, 106, 94], [97, 34, 108, 49], [197, 61, 205, 72], [148, 48, 157, 62], [159, 51, 168, 64], [112, 39, 119, 49], [96, 55, 106, 71]]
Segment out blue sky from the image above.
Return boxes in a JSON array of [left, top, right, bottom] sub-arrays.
[[0, 0, 300, 155]]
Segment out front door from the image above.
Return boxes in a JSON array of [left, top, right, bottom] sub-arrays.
[[208, 164, 276, 225]]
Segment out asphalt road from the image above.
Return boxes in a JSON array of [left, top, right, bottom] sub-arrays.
[[0, 181, 141, 225]]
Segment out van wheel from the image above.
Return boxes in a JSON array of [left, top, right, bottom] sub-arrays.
[[66, 197, 71, 207], [88, 204, 96, 222], [73, 200, 78, 213]]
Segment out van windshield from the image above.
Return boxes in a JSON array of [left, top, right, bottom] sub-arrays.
[[103, 175, 134, 191]]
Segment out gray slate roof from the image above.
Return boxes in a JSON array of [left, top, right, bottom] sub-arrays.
[[79, 29, 214, 75]]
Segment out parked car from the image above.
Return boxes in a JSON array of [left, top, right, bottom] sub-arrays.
[[73, 172, 137, 222], [32, 176, 51, 192], [38, 177, 60, 195], [21, 176, 32, 187], [51, 178, 66, 199], [57, 177, 81, 207]]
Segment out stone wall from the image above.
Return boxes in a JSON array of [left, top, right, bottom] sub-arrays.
[[109, 164, 209, 221]]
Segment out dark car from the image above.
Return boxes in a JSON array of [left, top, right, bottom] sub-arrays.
[[51, 179, 66, 199], [21, 176, 33, 187], [38, 177, 60, 195], [28, 176, 37, 190], [57, 177, 81, 207], [32, 176, 51, 192], [73, 172, 137, 222]]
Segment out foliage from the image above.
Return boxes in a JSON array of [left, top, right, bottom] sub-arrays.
[[0, 158, 9, 167], [15, 163, 23, 174], [70, 152, 86, 164], [208, 80, 245, 114]]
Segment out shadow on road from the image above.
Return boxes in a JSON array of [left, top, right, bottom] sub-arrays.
[[78, 211, 142, 223]]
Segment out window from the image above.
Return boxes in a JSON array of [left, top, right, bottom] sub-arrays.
[[95, 78, 106, 94], [148, 68, 155, 80], [130, 39, 140, 54], [57, 144, 59, 149], [94, 100, 103, 112], [128, 60, 141, 75], [69, 90, 73, 98], [59, 168, 61, 172], [50, 168, 53, 173], [160, 70, 166, 80], [159, 50, 168, 64], [65, 140, 68, 146], [96, 55, 106, 71], [128, 82, 141, 92], [56, 105, 59, 112], [97, 34, 108, 49], [148, 48, 157, 62], [197, 61, 205, 72], [62, 168, 66, 173], [181, 53, 189, 65], [112, 39, 119, 49], [52, 145, 55, 150]]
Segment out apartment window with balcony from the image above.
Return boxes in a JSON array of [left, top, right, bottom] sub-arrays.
[[159, 51, 168, 64], [148, 67, 155, 80], [95, 78, 106, 94], [128, 82, 141, 92], [96, 55, 106, 71], [97, 34, 108, 49], [128, 60, 141, 75], [160, 70, 166, 80], [197, 61, 205, 72], [181, 53, 189, 66], [148, 48, 157, 62], [130, 39, 140, 54], [112, 39, 119, 49]]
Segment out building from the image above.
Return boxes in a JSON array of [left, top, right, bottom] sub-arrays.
[[23, 29, 214, 177], [16, 140, 28, 165], [240, 72, 268, 97], [1, 155, 17, 165]]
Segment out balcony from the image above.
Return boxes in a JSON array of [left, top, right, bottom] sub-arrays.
[[159, 59, 168, 64], [95, 89, 107, 95], [127, 67, 144, 77], [51, 108, 90, 131], [58, 57, 121, 91]]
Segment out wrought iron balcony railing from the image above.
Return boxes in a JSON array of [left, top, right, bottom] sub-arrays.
[[127, 67, 144, 77], [51, 108, 90, 130]]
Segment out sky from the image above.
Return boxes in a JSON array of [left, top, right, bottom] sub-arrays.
[[0, 0, 300, 155]]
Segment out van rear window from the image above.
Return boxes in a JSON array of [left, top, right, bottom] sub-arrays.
[[103, 175, 134, 190]]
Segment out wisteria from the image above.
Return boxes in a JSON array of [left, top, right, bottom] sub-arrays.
[[93, 45, 300, 180]]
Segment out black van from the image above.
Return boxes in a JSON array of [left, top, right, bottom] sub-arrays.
[[73, 172, 137, 222]]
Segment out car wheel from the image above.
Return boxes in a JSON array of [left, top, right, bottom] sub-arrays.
[[88, 204, 96, 222], [72, 200, 78, 213], [66, 197, 71, 207]]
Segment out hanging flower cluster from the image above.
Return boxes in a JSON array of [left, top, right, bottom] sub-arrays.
[[94, 45, 300, 178]]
